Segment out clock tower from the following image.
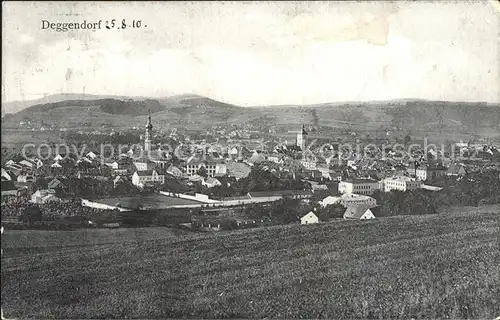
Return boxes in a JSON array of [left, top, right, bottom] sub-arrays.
[[144, 110, 153, 152]]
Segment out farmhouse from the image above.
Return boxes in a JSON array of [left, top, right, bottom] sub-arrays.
[[343, 205, 376, 220], [300, 211, 319, 225]]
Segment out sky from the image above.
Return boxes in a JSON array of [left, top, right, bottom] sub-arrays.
[[2, 1, 500, 106]]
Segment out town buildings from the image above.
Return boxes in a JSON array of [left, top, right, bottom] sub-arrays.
[[407, 163, 447, 181], [185, 159, 227, 177]]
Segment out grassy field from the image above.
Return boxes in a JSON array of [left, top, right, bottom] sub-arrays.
[[1, 210, 499, 319], [95, 194, 203, 209]]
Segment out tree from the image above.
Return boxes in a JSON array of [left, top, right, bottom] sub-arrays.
[[197, 166, 208, 178], [316, 203, 344, 221], [19, 205, 43, 224]]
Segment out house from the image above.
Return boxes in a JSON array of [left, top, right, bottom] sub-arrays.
[[267, 153, 286, 164], [300, 211, 319, 225], [407, 163, 447, 181], [311, 184, 328, 192], [247, 151, 266, 165], [17, 174, 35, 183], [339, 193, 377, 208], [19, 160, 34, 168], [1, 168, 16, 181], [133, 161, 149, 172], [227, 147, 239, 158], [50, 162, 62, 168], [343, 205, 376, 220], [86, 151, 99, 160], [320, 196, 341, 207], [131, 170, 165, 187], [105, 161, 120, 170], [166, 165, 183, 178], [113, 168, 129, 176], [5, 161, 23, 172], [48, 177, 67, 190], [1, 181, 19, 196], [320, 193, 377, 208], [300, 159, 317, 170], [202, 177, 222, 188], [383, 176, 422, 192], [447, 163, 467, 177], [188, 174, 204, 183], [338, 178, 380, 195], [4, 160, 16, 167], [113, 175, 129, 188], [421, 185, 443, 192], [31, 189, 57, 204]]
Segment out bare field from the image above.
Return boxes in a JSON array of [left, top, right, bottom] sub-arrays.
[[1, 210, 499, 319]]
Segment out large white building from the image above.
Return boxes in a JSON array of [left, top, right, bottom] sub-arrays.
[[383, 176, 423, 192], [338, 178, 380, 195], [131, 170, 164, 187], [320, 193, 377, 208], [185, 159, 227, 177]]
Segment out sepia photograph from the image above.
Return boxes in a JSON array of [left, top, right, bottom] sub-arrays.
[[1, 1, 499, 319]]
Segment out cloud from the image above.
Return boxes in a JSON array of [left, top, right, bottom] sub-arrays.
[[1, 1, 499, 105]]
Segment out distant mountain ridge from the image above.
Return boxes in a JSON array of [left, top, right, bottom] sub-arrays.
[[3, 93, 499, 115], [2, 93, 499, 138]]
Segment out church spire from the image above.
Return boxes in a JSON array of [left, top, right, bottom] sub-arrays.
[[144, 110, 153, 152], [145, 110, 153, 130]]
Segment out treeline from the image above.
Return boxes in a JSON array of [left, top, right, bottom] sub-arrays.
[[22, 99, 164, 116], [370, 170, 500, 216], [191, 168, 310, 199], [62, 130, 141, 145]]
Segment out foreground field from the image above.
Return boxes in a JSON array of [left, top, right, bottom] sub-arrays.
[[1, 210, 499, 319]]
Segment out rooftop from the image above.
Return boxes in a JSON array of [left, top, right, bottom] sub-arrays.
[[342, 178, 378, 184]]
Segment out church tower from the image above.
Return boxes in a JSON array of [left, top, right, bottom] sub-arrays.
[[144, 110, 153, 152], [296, 124, 308, 150]]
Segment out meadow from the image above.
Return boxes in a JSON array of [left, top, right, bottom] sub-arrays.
[[95, 194, 203, 209], [1, 209, 499, 319]]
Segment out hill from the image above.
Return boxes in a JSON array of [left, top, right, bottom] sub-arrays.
[[1, 93, 152, 115], [1, 209, 499, 319], [2, 94, 499, 140]]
